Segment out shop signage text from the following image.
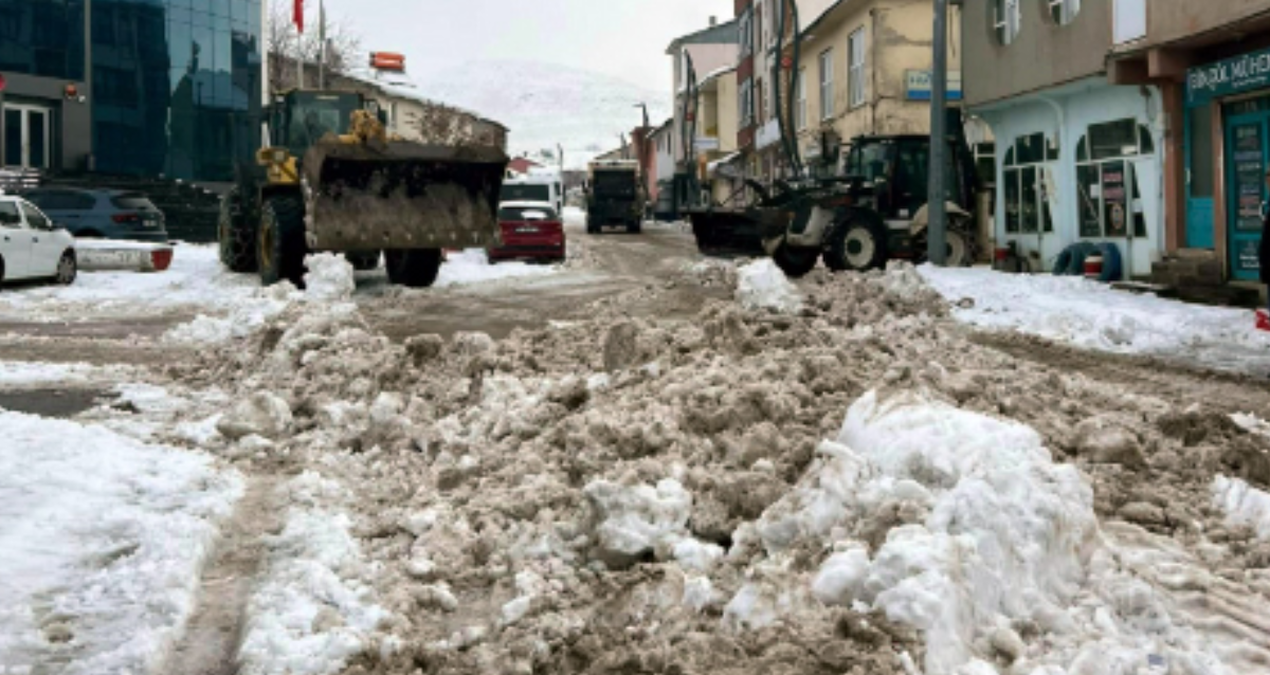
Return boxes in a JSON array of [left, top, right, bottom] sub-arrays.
[[905, 70, 962, 102], [1187, 48, 1270, 107]]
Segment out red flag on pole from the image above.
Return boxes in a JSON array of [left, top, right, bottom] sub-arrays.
[[294, 0, 304, 33]]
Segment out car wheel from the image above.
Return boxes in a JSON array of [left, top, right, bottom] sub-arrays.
[[258, 195, 308, 287], [825, 217, 889, 272], [55, 251, 77, 285]]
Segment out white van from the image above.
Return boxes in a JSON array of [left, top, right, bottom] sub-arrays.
[[502, 168, 563, 214]]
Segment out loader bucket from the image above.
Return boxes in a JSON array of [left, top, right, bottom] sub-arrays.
[[686, 207, 790, 257], [302, 140, 508, 252]]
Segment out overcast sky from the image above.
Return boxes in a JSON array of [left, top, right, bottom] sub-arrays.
[[313, 0, 736, 92]]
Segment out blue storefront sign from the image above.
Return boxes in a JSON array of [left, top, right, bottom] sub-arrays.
[[1187, 48, 1270, 108], [905, 70, 963, 102]]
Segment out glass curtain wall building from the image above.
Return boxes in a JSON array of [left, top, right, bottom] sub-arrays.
[[0, 0, 263, 183]]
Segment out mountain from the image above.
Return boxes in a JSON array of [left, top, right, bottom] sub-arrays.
[[414, 60, 673, 170]]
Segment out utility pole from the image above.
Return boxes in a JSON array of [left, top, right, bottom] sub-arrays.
[[927, 0, 949, 265], [317, 0, 326, 89]]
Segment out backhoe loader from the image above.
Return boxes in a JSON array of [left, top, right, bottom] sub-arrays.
[[219, 89, 508, 288]]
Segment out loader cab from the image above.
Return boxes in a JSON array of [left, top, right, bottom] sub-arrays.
[[844, 136, 972, 219], [267, 91, 365, 157]]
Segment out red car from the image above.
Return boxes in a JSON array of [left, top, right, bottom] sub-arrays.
[[488, 201, 566, 263]]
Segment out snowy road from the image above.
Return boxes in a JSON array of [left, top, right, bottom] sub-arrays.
[[2, 221, 1270, 674]]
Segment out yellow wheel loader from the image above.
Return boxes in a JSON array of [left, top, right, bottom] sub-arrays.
[[218, 89, 508, 288]]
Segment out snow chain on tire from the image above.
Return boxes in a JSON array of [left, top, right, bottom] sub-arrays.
[[219, 188, 258, 273]]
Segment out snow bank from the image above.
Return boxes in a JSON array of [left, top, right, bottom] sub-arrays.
[[0, 411, 242, 674], [163, 281, 297, 344], [739, 390, 1240, 674], [0, 360, 137, 388], [919, 266, 1270, 374], [0, 244, 258, 319], [1212, 475, 1270, 541], [239, 472, 389, 675], [435, 249, 557, 288], [736, 259, 804, 314]]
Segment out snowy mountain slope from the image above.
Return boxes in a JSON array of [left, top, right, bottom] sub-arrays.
[[415, 60, 674, 169]]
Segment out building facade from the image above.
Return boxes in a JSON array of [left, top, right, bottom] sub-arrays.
[[963, 0, 1166, 279], [792, 0, 964, 175], [0, 0, 264, 183], [1107, 1, 1270, 284]]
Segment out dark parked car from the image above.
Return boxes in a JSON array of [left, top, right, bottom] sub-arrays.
[[22, 188, 168, 242]]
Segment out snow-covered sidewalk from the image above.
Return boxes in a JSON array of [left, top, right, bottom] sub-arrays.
[[920, 265, 1270, 375], [0, 411, 242, 674]]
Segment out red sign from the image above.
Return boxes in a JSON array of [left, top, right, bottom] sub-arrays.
[[781, 55, 793, 69], [0, 73, 6, 93], [294, 0, 304, 33]]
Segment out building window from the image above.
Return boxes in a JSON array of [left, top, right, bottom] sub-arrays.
[[819, 49, 834, 121], [739, 79, 754, 126], [796, 68, 807, 131], [1113, 0, 1146, 43], [1075, 119, 1154, 238], [848, 28, 866, 108], [739, 10, 753, 57], [993, 0, 1021, 45], [1046, 0, 1081, 25], [1002, 133, 1057, 235]]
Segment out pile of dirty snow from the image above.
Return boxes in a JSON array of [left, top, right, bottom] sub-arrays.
[[0, 411, 242, 674], [735, 259, 803, 314]]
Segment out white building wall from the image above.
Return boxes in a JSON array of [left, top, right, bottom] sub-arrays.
[[981, 81, 1165, 279]]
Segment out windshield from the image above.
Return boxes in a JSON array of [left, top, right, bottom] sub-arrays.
[[501, 184, 551, 202], [846, 141, 893, 183], [280, 93, 361, 155], [500, 206, 558, 221]]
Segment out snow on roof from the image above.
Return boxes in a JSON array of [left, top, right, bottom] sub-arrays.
[[707, 151, 743, 174], [678, 64, 737, 94]]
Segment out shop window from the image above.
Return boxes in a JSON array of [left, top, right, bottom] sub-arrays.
[[1046, 0, 1081, 25], [1075, 121, 1153, 239], [1002, 133, 1056, 234], [993, 0, 1021, 46], [974, 142, 996, 187]]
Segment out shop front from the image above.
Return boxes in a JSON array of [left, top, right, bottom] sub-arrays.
[[977, 78, 1164, 277], [1185, 48, 1270, 282]]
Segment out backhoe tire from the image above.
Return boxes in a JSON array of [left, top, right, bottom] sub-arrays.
[[219, 188, 257, 273], [385, 249, 442, 288], [773, 244, 820, 278], [345, 251, 381, 271], [627, 220, 642, 235], [825, 216, 888, 272], [258, 195, 308, 288]]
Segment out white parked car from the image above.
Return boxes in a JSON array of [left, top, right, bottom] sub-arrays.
[[0, 195, 77, 286]]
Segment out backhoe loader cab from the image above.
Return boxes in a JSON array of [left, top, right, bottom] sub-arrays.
[[218, 88, 508, 289]]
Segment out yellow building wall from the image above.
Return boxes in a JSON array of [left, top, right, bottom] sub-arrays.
[[794, 0, 963, 159], [716, 73, 739, 154]]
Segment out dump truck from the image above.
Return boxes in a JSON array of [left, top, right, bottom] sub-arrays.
[[585, 160, 644, 234], [218, 89, 508, 287]]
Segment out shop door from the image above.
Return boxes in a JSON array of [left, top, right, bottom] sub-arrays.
[[1225, 113, 1267, 281], [2, 104, 52, 169]]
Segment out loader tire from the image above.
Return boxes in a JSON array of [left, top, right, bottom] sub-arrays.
[[627, 220, 642, 235], [772, 245, 820, 278], [385, 249, 442, 288], [258, 195, 308, 288], [825, 216, 888, 272], [218, 188, 257, 273], [345, 251, 381, 271]]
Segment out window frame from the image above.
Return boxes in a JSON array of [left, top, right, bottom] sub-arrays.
[[1002, 133, 1058, 235], [848, 27, 867, 109], [1046, 0, 1081, 25], [818, 48, 835, 121], [993, 0, 1021, 45], [796, 68, 807, 131], [1074, 118, 1154, 238]]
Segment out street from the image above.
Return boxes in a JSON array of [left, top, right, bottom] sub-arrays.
[[2, 208, 1270, 674]]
